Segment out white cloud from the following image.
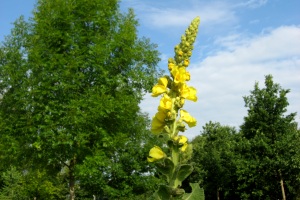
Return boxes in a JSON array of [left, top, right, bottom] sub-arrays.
[[122, 1, 237, 29], [140, 25, 300, 139], [235, 0, 268, 8]]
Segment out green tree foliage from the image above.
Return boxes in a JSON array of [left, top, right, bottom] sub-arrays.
[[0, 166, 27, 200], [189, 122, 239, 200], [0, 166, 66, 199], [0, 0, 160, 199], [76, 113, 162, 199], [238, 75, 300, 199]]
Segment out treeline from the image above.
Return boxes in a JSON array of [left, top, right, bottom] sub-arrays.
[[186, 75, 300, 200], [0, 0, 299, 199]]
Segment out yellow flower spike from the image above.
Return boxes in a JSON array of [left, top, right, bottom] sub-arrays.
[[147, 17, 201, 194], [180, 109, 197, 127], [173, 17, 200, 65], [147, 146, 166, 162], [158, 94, 172, 112], [180, 84, 198, 102], [151, 76, 168, 97]]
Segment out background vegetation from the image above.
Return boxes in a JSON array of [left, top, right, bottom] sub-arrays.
[[0, 0, 299, 199]]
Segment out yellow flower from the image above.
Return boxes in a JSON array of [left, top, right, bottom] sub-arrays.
[[179, 83, 197, 102], [147, 146, 166, 162], [158, 94, 172, 113], [180, 109, 197, 127], [172, 67, 189, 84], [181, 143, 188, 152], [185, 71, 190, 81], [180, 98, 185, 107], [151, 110, 167, 134], [152, 77, 168, 97], [173, 135, 189, 152], [174, 135, 188, 144]]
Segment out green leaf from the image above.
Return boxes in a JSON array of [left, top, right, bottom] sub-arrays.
[[156, 185, 172, 200], [174, 164, 193, 187], [156, 158, 174, 181], [182, 183, 205, 200]]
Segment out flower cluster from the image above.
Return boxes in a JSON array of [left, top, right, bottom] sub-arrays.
[[148, 17, 200, 162], [147, 17, 201, 198]]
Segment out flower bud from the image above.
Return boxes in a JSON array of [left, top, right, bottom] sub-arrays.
[[168, 63, 175, 70], [178, 50, 183, 56], [183, 59, 190, 67]]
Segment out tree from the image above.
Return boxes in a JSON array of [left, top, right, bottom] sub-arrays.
[[76, 113, 162, 199], [189, 122, 239, 200], [0, 0, 160, 199], [238, 75, 300, 199]]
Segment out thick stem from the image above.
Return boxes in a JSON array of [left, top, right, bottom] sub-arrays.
[[171, 148, 179, 167], [170, 147, 179, 189], [170, 97, 177, 138], [170, 96, 180, 189]]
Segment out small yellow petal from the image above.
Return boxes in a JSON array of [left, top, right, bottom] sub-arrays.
[[148, 146, 166, 162], [158, 76, 168, 87], [173, 135, 188, 144], [180, 84, 197, 102], [147, 157, 156, 162], [181, 143, 188, 152], [151, 77, 168, 97], [172, 67, 188, 84], [173, 135, 189, 152], [151, 111, 167, 134], [185, 71, 190, 81], [158, 94, 172, 112], [168, 63, 175, 71], [152, 85, 167, 97], [178, 135, 188, 144], [155, 110, 167, 122], [180, 109, 197, 127], [151, 120, 164, 134]]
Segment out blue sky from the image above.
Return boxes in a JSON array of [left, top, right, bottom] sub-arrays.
[[1, 0, 300, 139]]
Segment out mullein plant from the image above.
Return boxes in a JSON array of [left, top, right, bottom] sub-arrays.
[[147, 17, 204, 200]]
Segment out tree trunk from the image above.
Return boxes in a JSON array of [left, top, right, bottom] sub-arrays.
[[69, 157, 76, 200], [217, 188, 220, 200], [279, 172, 286, 200]]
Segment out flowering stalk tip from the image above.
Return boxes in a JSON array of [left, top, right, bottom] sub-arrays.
[[147, 16, 203, 199]]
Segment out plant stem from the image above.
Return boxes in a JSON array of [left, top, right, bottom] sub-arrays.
[[170, 147, 179, 189]]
